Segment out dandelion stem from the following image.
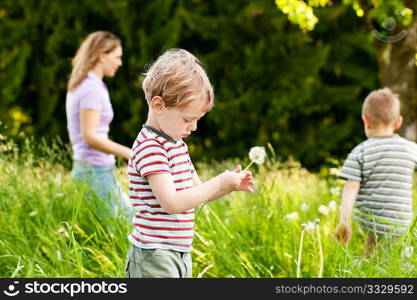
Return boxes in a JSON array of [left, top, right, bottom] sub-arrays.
[[296, 229, 304, 278], [244, 160, 254, 171], [316, 224, 324, 278]]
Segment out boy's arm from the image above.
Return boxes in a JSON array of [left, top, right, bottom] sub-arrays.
[[191, 165, 249, 188], [192, 171, 202, 186], [335, 179, 360, 244], [147, 168, 252, 214]]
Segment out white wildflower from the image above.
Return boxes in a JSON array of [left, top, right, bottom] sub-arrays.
[[318, 205, 329, 215], [53, 174, 62, 184], [402, 246, 414, 258], [330, 187, 340, 196], [300, 203, 309, 212], [248, 146, 266, 165], [29, 211, 38, 217], [328, 201, 337, 211], [285, 212, 299, 221], [301, 221, 317, 234]]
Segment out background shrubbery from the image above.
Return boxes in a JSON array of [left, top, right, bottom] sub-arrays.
[[0, 0, 379, 170]]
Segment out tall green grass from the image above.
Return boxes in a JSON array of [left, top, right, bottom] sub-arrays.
[[0, 136, 415, 277]]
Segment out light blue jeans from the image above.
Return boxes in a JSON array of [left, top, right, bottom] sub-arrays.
[[71, 161, 131, 217]]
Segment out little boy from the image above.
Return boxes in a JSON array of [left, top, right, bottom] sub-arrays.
[[125, 49, 254, 278], [336, 88, 416, 255]]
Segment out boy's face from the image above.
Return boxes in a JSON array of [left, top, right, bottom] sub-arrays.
[[154, 98, 207, 141]]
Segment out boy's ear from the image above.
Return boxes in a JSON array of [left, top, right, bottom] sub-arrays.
[[394, 116, 403, 131], [362, 115, 372, 129], [150, 96, 166, 114]]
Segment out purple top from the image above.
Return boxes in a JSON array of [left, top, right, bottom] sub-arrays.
[[66, 71, 116, 167]]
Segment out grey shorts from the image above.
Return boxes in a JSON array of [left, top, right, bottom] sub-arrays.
[[125, 245, 192, 278]]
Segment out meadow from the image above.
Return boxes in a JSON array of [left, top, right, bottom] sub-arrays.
[[0, 136, 416, 278]]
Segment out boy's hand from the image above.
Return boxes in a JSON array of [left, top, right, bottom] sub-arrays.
[[219, 165, 254, 193], [233, 165, 254, 193], [335, 221, 352, 245]]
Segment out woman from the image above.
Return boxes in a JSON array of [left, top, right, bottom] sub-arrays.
[[66, 31, 131, 216]]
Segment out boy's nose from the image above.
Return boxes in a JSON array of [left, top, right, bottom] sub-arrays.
[[189, 121, 197, 131]]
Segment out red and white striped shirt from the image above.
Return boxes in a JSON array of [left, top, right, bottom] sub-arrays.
[[127, 126, 196, 252]]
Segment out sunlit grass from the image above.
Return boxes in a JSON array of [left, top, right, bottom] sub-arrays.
[[0, 136, 415, 277]]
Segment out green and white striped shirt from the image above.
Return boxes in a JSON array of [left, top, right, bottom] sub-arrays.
[[339, 134, 417, 236]]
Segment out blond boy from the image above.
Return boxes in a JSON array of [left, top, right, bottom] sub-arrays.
[[124, 49, 254, 278], [336, 88, 416, 255]]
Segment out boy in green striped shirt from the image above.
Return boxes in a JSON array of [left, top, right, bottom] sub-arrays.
[[335, 88, 417, 256]]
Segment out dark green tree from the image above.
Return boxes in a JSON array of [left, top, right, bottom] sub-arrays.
[[0, 0, 379, 169], [276, 0, 417, 139]]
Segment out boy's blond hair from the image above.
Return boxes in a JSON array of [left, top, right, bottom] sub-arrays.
[[362, 88, 400, 126], [142, 49, 214, 111]]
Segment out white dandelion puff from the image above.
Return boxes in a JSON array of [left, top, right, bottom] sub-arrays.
[[318, 205, 329, 215], [285, 212, 299, 221], [301, 221, 317, 233], [402, 246, 414, 258], [328, 201, 337, 211], [300, 203, 309, 212], [330, 187, 340, 196], [249, 146, 266, 164], [245, 146, 266, 170]]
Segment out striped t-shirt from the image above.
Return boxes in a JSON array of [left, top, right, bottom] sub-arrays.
[[339, 134, 417, 236], [127, 126, 196, 252]]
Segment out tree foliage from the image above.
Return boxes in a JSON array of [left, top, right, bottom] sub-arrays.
[[0, 0, 380, 169], [276, 0, 417, 142], [275, 0, 413, 30]]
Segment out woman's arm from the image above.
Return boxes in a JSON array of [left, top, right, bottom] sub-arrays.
[[80, 108, 130, 159]]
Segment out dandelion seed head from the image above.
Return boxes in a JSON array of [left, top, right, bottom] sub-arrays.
[[318, 205, 329, 215], [329, 200, 337, 211], [249, 146, 266, 164], [402, 246, 414, 258], [285, 212, 299, 221], [300, 203, 309, 212], [301, 221, 316, 233], [330, 187, 340, 196]]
